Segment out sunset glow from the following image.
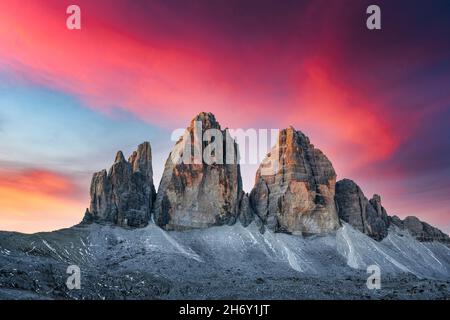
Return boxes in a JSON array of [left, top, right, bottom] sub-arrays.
[[1, 0, 449, 233]]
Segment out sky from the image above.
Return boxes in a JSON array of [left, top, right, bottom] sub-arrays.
[[0, 0, 449, 233]]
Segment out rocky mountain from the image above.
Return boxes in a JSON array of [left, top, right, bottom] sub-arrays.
[[78, 113, 448, 246], [335, 179, 390, 241], [83, 142, 156, 228], [335, 179, 449, 243], [250, 127, 340, 235], [152, 112, 251, 230], [1, 112, 450, 300], [390, 215, 450, 243]]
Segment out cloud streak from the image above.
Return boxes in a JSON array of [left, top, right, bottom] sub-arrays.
[[0, 0, 449, 232], [0, 169, 85, 233]]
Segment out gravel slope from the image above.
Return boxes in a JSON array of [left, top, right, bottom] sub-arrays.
[[0, 222, 449, 299]]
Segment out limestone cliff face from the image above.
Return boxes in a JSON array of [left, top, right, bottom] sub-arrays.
[[83, 142, 156, 228], [153, 112, 249, 230], [250, 127, 340, 235], [335, 179, 389, 241]]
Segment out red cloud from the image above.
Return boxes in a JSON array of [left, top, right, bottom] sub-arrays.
[[0, 0, 272, 127], [0, 0, 449, 233], [285, 60, 402, 176], [0, 1, 429, 179]]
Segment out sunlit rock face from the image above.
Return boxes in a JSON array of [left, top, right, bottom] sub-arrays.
[[335, 179, 389, 241], [153, 112, 251, 230], [250, 127, 340, 235], [83, 142, 156, 228]]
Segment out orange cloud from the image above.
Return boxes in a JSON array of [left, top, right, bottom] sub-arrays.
[[0, 169, 85, 233], [0, 169, 77, 197]]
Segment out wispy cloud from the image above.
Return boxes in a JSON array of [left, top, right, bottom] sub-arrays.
[[0, 0, 449, 232]]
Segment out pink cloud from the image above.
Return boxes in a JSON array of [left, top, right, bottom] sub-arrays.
[[0, 0, 448, 233]]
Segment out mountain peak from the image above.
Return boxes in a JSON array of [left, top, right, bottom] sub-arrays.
[[128, 141, 153, 181], [189, 112, 221, 130], [251, 128, 339, 235], [153, 112, 247, 231], [114, 151, 126, 163], [86, 143, 156, 228]]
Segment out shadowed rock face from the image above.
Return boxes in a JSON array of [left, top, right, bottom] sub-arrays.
[[390, 216, 450, 243], [153, 112, 250, 230], [335, 179, 450, 243], [250, 127, 340, 235], [83, 142, 156, 228], [335, 179, 389, 241]]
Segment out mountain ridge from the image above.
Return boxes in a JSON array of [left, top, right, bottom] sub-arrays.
[[80, 112, 449, 244], [1, 110, 449, 300]]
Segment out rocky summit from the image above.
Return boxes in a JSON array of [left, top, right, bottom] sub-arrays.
[[83, 142, 156, 228], [335, 179, 390, 241], [152, 112, 251, 230], [250, 127, 340, 235]]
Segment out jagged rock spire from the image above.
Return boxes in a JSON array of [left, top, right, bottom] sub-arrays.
[[114, 151, 126, 163], [152, 112, 250, 230], [84, 142, 156, 228]]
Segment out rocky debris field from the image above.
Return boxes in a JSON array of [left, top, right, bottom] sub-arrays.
[[0, 223, 449, 300]]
